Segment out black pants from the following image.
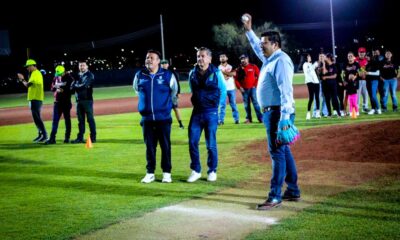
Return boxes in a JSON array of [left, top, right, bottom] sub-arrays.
[[322, 80, 341, 116], [306, 82, 320, 111], [141, 118, 172, 173], [50, 102, 72, 140], [76, 100, 96, 141], [337, 84, 345, 111], [30, 100, 47, 137]]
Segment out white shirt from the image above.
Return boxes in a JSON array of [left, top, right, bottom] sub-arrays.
[[303, 62, 319, 84], [218, 64, 236, 91]]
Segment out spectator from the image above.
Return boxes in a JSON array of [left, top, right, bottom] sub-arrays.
[[235, 54, 263, 123], [45, 65, 74, 144], [218, 53, 240, 124], [17, 59, 48, 143], [186, 47, 226, 183], [71, 60, 97, 143], [160, 59, 184, 129]]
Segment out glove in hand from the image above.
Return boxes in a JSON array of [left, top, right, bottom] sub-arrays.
[[276, 119, 300, 145]]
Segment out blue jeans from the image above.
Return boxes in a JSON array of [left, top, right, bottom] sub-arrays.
[[383, 78, 398, 110], [189, 109, 219, 174], [141, 119, 172, 173], [219, 90, 239, 123], [76, 100, 96, 141], [367, 79, 380, 110], [29, 100, 47, 137], [242, 88, 263, 121], [313, 83, 328, 116], [262, 110, 300, 202]]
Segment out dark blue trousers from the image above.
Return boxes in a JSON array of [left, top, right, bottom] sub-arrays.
[[141, 118, 172, 173]]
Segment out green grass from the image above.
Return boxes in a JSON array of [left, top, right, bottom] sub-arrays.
[[0, 82, 192, 108], [293, 73, 305, 85], [246, 175, 400, 240], [0, 89, 399, 239]]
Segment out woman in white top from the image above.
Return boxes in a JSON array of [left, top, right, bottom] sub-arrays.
[[303, 54, 321, 119]]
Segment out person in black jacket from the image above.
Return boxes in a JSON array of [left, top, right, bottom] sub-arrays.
[[45, 65, 74, 144], [71, 60, 96, 143]]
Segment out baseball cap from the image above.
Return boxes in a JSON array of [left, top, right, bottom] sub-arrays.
[[239, 54, 249, 59], [24, 59, 37, 67], [358, 47, 366, 53], [55, 65, 65, 76], [160, 59, 169, 64]]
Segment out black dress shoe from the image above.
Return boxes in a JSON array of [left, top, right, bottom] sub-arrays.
[[256, 199, 281, 210]]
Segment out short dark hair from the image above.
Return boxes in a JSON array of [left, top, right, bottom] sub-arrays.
[[147, 49, 161, 59], [261, 31, 281, 48]]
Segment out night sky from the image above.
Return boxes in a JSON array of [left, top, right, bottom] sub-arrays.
[[0, 0, 398, 69]]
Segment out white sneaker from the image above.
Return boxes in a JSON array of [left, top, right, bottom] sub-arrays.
[[141, 173, 155, 183], [306, 112, 311, 120], [207, 172, 217, 182], [187, 171, 201, 183], [162, 172, 172, 183], [356, 112, 360, 116], [333, 110, 338, 116], [315, 110, 321, 119], [340, 110, 345, 116], [367, 109, 375, 115], [377, 109, 382, 114]]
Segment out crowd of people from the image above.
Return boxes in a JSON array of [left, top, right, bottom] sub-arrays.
[[303, 47, 399, 120], [16, 13, 399, 212]]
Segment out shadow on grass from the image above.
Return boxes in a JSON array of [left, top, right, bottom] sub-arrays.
[[303, 204, 400, 222], [90, 139, 143, 144], [0, 159, 149, 181], [0, 142, 48, 150], [0, 174, 207, 198], [0, 155, 47, 165]]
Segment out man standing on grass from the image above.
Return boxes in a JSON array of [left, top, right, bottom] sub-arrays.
[[242, 14, 301, 210], [133, 50, 178, 184], [17, 59, 48, 143], [218, 53, 240, 125], [71, 60, 97, 144], [186, 47, 226, 183]]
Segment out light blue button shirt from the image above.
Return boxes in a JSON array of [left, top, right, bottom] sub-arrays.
[[246, 30, 295, 120]]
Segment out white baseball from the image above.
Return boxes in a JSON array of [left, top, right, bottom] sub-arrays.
[[241, 15, 249, 22]]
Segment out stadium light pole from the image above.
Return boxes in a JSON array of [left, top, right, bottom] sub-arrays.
[[329, 0, 336, 60], [160, 14, 165, 60]]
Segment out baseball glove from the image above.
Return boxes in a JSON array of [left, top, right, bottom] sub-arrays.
[[276, 119, 300, 145]]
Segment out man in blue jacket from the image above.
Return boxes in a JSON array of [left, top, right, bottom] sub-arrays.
[[133, 50, 178, 183], [187, 47, 227, 183]]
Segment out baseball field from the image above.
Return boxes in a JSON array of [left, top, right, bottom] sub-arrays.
[[0, 78, 399, 239]]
